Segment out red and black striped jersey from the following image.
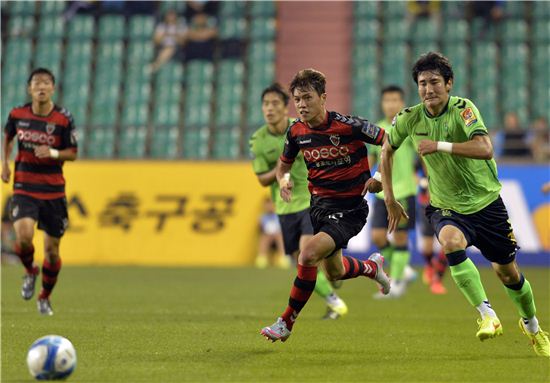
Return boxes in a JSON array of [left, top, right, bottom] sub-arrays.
[[280, 111, 384, 202], [4, 103, 78, 200]]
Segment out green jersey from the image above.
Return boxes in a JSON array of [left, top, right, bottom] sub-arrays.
[[389, 96, 501, 214], [369, 118, 417, 200], [249, 119, 310, 215]]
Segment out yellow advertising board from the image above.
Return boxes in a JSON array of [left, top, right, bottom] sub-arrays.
[[1, 161, 267, 266]]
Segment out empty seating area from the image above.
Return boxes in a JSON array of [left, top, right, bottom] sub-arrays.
[[353, 1, 550, 128], [1, 1, 276, 159]]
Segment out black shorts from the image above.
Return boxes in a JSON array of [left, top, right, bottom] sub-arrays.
[[425, 195, 518, 265], [310, 197, 369, 251], [417, 202, 435, 237], [371, 195, 416, 231], [278, 209, 314, 255], [9, 194, 69, 238]]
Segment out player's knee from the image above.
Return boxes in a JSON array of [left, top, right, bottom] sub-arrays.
[[16, 238, 33, 251], [495, 268, 521, 285], [299, 244, 323, 265], [44, 244, 60, 261], [371, 231, 388, 248], [439, 234, 466, 253]]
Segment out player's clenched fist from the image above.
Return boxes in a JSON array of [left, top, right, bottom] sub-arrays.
[[418, 140, 438, 156]]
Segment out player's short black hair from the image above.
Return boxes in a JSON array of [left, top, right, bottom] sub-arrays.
[[412, 52, 454, 84], [261, 83, 290, 106], [27, 67, 56, 85], [381, 85, 405, 99], [289, 68, 326, 96]]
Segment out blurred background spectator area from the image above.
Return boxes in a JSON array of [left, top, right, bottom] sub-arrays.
[[1, 1, 548, 161]]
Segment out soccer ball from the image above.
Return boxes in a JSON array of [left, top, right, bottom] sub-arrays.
[[26, 335, 77, 380]]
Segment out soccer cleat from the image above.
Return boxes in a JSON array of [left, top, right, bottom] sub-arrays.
[[476, 316, 503, 341], [260, 317, 291, 342], [422, 265, 434, 285], [322, 308, 340, 320], [274, 254, 291, 269], [325, 296, 348, 317], [368, 253, 391, 295], [37, 299, 54, 316], [21, 266, 39, 300], [430, 280, 447, 295], [518, 319, 550, 357], [373, 280, 405, 299], [254, 255, 268, 269], [403, 265, 418, 285]]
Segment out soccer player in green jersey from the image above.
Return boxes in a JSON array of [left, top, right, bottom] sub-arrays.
[[249, 83, 348, 319], [381, 52, 549, 357], [368, 85, 418, 298]]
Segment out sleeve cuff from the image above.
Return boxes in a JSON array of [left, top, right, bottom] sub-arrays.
[[280, 155, 295, 164]]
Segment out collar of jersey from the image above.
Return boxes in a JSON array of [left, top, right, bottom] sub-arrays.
[[422, 97, 450, 119], [307, 111, 331, 130]]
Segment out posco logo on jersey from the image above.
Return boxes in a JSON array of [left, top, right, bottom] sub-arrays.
[[303, 146, 350, 161], [17, 129, 56, 145]]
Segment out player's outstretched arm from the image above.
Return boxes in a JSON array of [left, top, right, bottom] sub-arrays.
[[380, 137, 408, 233], [1, 135, 14, 183], [418, 135, 493, 160], [256, 168, 277, 187], [34, 145, 78, 161], [275, 159, 293, 202]]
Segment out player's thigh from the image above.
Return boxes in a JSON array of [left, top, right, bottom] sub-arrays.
[[38, 198, 68, 239], [426, 204, 472, 253], [13, 218, 36, 243], [298, 232, 336, 266], [10, 195, 39, 242], [472, 196, 518, 266], [299, 234, 313, 252], [322, 249, 344, 278]]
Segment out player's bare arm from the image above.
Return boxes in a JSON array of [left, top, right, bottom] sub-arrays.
[[380, 137, 408, 233], [34, 146, 77, 161], [1, 135, 14, 183], [275, 159, 293, 202], [256, 168, 277, 187], [418, 135, 493, 160]]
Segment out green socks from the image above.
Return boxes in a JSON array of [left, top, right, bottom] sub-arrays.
[[390, 246, 410, 281], [448, 253, 487, 307], [504, 274, 536, 319], [314, 269, 333, 298]]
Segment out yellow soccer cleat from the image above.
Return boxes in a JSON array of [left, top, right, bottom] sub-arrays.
[[519, 319, 550, 357], [326, 296, 348, 318], [476, 317, 503, 341]]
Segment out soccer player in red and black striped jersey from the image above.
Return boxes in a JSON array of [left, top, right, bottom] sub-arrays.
[[260, 69, 392, 342], [1, 68, 78, 316]]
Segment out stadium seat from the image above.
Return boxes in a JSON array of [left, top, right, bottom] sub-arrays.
[[181, 127, 210, 159], [382, 1, 407, 18], [34, 41, 62, 76], [382, 43, 408, 88], [441, 20, 468, 43], [383, 19, 409, 42], [86, 127, 116, 158], [354, 20, 379, 43], [7, 15, 35, 37], [118, 126, 148, 158], [212, 127, 241, 159], [153, 104, 180, 127], [159, 1, 186, 14], [532, 1, 550, 19], [67, 16, 95, 40], [533, 20, 550, 42], [442, 43, 467, 96], [249, 18, 276, 40], [38, 1, 65, 15], [411, 19, 439, 42], [500, 20, 527, 42], [219, 1, 246, 18], [6, 1, 36, 15], [502, 1, 526, 18], [219, 17, 247, 39], [355, 1, 378, 18], [150, 126, 180, 159], [411, 43, 439, 61], [98, 16, 126, 40], [37, 16, 65, 40], [250, 1, 276, 18], [470, 18, 497, 40], [441, 1, 463, 18], [128, 16, 155, 40]]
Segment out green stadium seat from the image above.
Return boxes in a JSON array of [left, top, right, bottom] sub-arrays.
[[441, 20, 468, 42], [533, 20, 550, 42], [219, 17, 247, 39], [98, 16, 126, 40], [442, 43, 467, 96], [472, 42, 497, 86], [250, 1, 275, 17], [220, 1, 246, 18], [153, 104, 180, 126], [212, 127, 241, 159], [249, 18, 276, 40], [354, 20, 379, 42], [382, 1, 407, 18], [7, 15, 35, 36], [124, 83, 151, 106], [355, 1, 378, 18], [441, 1, 463, 18], [502, 1, 526, 18], [3, 37, 32, 65], [411, 43, 439, 61], [127, 41, 154, 63], [186, 61, 214, 85], [7, 1, 36, 15], [353, 44, 378, 84], [184, 101, 211, 126], [411, 19, 439, 42], [67, 16, 95, 40], [34, 41, 62, 76], [382, 43, 408, 87], [128, 16, 155, 40], [86, 128, 116, 158], [533, 1, 550, 19], [159, 1, 186, 14], [118, 126, 148, 158], [96, 42, 124, 62], [181, 127, 210, 159], [150, 126, 179, 159], [120, 99, 149, 126], [156, 62, 184, 83], [500, 20, 527, 42], [470, 18, 497, 41], [383, 19, 409, 42], [37, 16, 65, 40], [38, 1, 65, 15]]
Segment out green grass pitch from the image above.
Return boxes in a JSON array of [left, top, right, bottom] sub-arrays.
[[2, 265, 549, 382]]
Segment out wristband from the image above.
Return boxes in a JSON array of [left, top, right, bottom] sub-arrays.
[[437, 141, 453, 153], [49, 148, 60, 159], [280, 173, 290, 187], [373, 171, 382, 182]]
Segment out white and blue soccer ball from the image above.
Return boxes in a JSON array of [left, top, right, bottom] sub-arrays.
[[26, 335, 77, 380]]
